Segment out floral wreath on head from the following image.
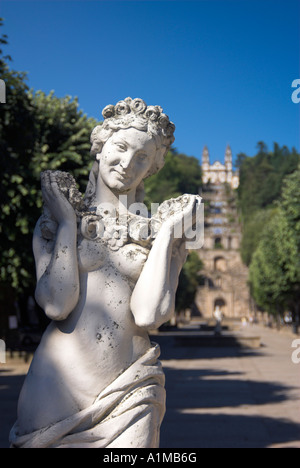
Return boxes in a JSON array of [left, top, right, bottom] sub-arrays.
[[85, 97, 175, 206], [90, 97, 175, 175]]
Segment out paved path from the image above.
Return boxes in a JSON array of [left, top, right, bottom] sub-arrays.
[[0, 323, 299, 448], [158, 324, 300, 448], [0, 354, 31, 448]]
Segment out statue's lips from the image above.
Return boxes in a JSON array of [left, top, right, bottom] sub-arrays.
[[112, 169, 130, 181]]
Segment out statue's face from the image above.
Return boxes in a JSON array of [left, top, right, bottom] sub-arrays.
[[98, 128, 157, 193]]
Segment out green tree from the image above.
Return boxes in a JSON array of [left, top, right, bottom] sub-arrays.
[[144, 150, 203, 316], [279, 164, 300, 322], [0, 26, 97, 298], [1, 89, 97, 294], [240, 208, 274, 266], [144, 150, 202, 206], [249, 210, 290, 315], [175, 251, 203, 313], [249, 165, 300, 324], [31, 91, 96, 185], [237, 142, 300, 267], [0, 22, 36, 295], [237, 142, 299, 223]]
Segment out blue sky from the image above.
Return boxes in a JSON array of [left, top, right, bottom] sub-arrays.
[[1, 0, 299, 165]]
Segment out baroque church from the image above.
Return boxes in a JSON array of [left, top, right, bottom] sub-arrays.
[[195, 145, 250, 319], [202, 144, 239, 189]]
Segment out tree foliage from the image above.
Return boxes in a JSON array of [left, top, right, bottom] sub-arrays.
[[249, 209, 290, 313], [248, 164, 300, 318], [240, 208, 274, 266], [237, 142, 300, 320], [144, 150, 203, 314], [237, 142, 300, 265], [0, 26, 97, 294], [175, 251, 203, 313], [0, 19, 204, 319], [279, 165, 300, 308], [237, 142, 299, 222], [144, 150, 202, 206]]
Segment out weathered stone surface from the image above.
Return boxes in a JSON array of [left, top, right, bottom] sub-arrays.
[[10, 98, 202, 448]]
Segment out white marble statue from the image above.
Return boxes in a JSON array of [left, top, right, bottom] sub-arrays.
[[10, 98, 202, 448]]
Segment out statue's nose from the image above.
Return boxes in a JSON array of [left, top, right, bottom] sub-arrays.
[[119, 151, 135, 170]]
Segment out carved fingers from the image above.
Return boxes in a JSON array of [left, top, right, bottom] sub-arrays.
[[163, 194, 201, 237], [41, 171, 76, 225]]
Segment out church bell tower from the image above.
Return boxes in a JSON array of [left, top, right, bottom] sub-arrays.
[[202, 145, 210, 184], [225, 144, 233, 184]]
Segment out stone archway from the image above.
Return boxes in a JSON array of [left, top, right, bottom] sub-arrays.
[[213, 297, 227, 317], [214, 237, 223, 248], [214, 256, 226, 272]]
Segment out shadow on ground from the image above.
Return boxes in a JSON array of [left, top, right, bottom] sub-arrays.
[[154, 334, 300, 448], [0, 371, 26, 448], [1, 332, 300, 448], [152, 333, 265, 360], [160, 412, 300, 448]]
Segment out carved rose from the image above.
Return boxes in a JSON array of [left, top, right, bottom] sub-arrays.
[[81, 215, 104, 240], [102, 105, 115, 119], [145, 105, 161, 121], [154, 195, 192, 222], [115, 100, 131, 116], [165, 122, 176, 137], [103, 224, 128, 250], [128, 218, 151, 242], [158, 113, 170, 129], [131, 98, 147, 115]]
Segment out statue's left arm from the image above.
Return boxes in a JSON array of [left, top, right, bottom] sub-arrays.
[[130, 197, 197, 330], [34, 172, 80, 321]]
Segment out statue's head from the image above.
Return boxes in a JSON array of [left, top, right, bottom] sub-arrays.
[[85, 97, 175, 204], [90, 97, 175, 176]]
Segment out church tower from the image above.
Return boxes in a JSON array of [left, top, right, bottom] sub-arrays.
[[202, 145, 210, 184], [225, 144, 233, 184], [201, 144, 239, 188], [196, 144, 249, 319]]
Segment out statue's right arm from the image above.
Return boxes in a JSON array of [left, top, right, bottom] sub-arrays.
[[33, 216, 80, 321]]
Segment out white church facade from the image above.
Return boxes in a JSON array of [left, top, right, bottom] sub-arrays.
[[201, 145, 239, 189]]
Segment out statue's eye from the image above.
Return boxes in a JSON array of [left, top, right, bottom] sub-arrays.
[[115, 142, 127, 151], [137, 152, 147, 161]]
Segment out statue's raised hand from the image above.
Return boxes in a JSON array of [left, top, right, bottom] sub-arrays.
[[41, 171, 77, 225], [154, 194, 202, 240]]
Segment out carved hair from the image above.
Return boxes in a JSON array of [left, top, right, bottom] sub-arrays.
[[84, 98, 175, 206]]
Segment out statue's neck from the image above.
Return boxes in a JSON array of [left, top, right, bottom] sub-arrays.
[[95, 174, 136, 215]]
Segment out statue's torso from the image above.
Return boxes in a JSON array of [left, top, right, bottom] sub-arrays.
[[17, 235, 152, 434]]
